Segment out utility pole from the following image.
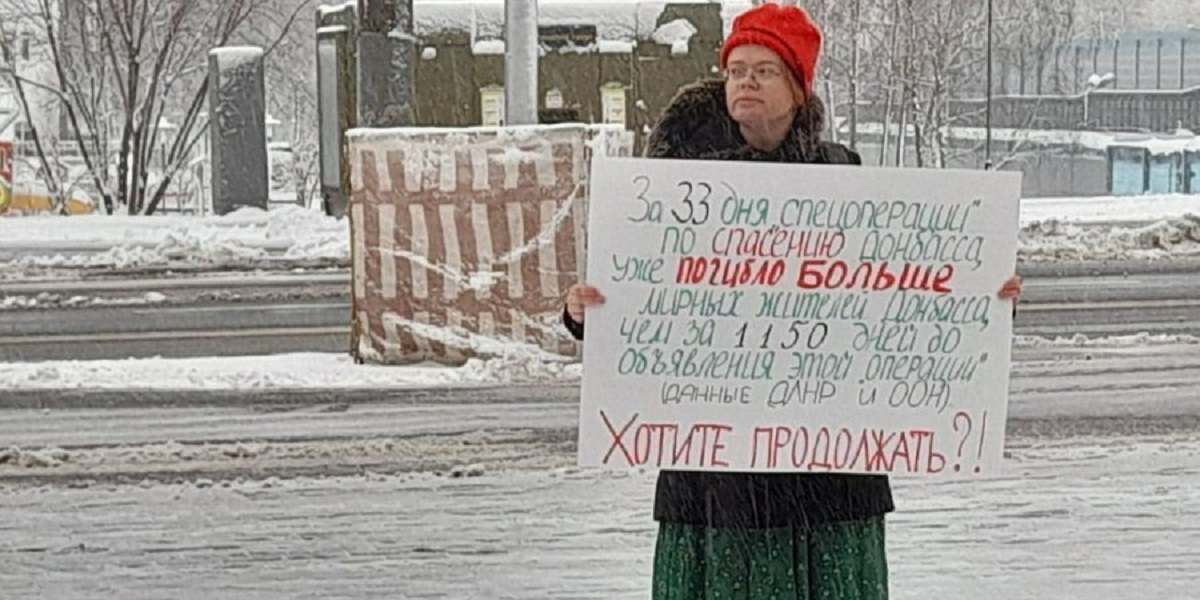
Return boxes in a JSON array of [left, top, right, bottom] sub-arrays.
[[984, 0, 994, 170], [849, 0, 861, 149], [504, 0, 539, 125]]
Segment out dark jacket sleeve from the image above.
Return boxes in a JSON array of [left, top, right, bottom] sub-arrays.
[[563, 304, 585, 341]]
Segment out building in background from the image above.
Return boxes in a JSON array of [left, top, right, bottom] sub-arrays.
[[0, 0, 96, 215], [0, 0, 62, 150], [409, 0, 730, 154]]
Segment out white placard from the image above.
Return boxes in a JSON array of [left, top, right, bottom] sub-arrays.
[[578, 156, 1022, 477]]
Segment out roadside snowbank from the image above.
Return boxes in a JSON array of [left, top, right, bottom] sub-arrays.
[[1019, 193, 1200, 224], [1, 196, 1198, 274], [0, 333, 1191, 391], [0, 206, 347, 274], [0, 346, 580, 391], [0, 291, 169, 311], [1019, 213, 1200, 262]]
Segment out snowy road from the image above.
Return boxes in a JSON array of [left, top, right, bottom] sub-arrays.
[[1, 432, 1196, 599], [5, 267, 1200, 361], [2, 340, 1198, 598], [2, 342, 1198, 484]]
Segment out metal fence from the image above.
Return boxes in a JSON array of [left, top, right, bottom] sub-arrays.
[[997, 31, 1200, 96]]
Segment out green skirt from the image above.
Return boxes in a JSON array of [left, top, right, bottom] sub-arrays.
[[651, 517, 888, 600]]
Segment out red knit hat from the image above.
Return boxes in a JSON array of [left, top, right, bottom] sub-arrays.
[[720, 3, 823, 94]]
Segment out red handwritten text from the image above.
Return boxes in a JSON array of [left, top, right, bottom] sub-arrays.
[[675, 257, 787, 288], [750, 425, 946, 473], [796, 260, 954, 293], [601, 411, 733, 468]]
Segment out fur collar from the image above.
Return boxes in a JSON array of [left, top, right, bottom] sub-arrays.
[[644, 79, 827, 163]]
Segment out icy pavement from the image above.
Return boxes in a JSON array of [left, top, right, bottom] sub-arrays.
[[1, 433, 1196, 600]]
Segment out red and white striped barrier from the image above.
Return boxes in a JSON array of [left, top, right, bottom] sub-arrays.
[[347, 125, 633, 365]]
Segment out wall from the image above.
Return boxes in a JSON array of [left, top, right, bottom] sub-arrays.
[[411, 3, 722, 153]]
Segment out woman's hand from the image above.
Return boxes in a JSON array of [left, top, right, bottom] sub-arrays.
[[566, 283, 605, 323], [997, 275, 1022, 300]]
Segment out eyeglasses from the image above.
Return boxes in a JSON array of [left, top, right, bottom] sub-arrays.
[[723, 63, 785, 82]]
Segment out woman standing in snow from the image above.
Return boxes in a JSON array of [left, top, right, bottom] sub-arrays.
[[563, 3, 1024, 599]]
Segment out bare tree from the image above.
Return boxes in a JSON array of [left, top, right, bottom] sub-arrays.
[[903, 0, 991, 167], [805, 0, 888, 150], [246, 0, 320, 208], [0, 0, 312, 216], [0, 5, 70, 213], [809, 0, 1099, 168]]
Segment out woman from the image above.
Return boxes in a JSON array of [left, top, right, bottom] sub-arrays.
[[564, 4, 1024, 599]]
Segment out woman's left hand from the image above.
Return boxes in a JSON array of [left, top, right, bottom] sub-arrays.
[[997, 275, 1022, 300]]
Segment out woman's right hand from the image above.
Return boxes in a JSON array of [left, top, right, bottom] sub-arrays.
[[566, 283, 605, 323]]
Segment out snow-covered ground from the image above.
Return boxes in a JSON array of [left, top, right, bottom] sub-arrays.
[[0, 347, 582, 391], [2, 433, 1196, 600], [0, 206, 347, 275], [0, 194, 1197, 276], [0, 291, 169, 311], [1020, 213, 1200, 262], [0, 333, 1195, 391], [2, 327, 1196, 598], [1018, 195, 1200, 261], [1020, 193, 1200, 224]]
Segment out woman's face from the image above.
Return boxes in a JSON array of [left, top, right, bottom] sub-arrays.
[[724, 44, 803, 128]]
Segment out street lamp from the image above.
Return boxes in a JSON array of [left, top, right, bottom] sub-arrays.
[[265, 113, 281, 142], [157, 116, 178, 171], [1082, 72, 1115, 126]]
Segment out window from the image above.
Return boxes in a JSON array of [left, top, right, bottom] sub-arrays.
[[480, 86, 504, 126], [544, 88, 563, 110], [1148, 152, 1183, 194], [1108, 146, 1146, 195], [1186, 151, 1200, 194], [600, 84, 626, 126]]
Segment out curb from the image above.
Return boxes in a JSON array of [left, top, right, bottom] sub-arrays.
[[1019, 258, 1200, 277]]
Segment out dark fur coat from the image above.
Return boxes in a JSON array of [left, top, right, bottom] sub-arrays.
[[644, 78, 858, 165], [566, 79, 895, 529]]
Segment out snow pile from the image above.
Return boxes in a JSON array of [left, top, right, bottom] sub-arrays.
[[0, 350, 581, 391], [8, 333, 1195, 391], [362, 310, 577, 373], [0, 291, 169, 311], [651, 18, 697, 55], [1019, 213, 1200, 261], [459, 352, 582, 383], [1, 188, 1198, 274], [0, 206, 349, 272], [1020, 194, 1200, 225], [0, 446, 70, 468]]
